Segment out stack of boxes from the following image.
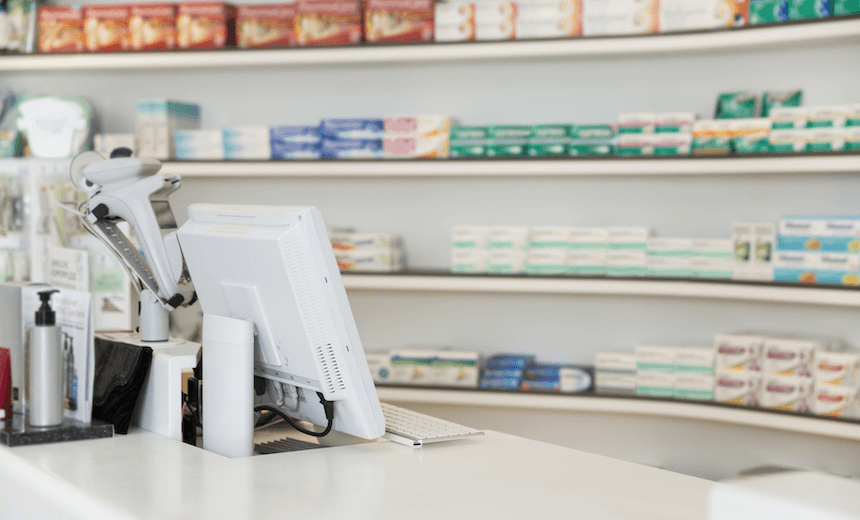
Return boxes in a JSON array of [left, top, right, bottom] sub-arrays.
[[330, 230, 405, 272], [526, 227, 568, 275], [659, 0, 748, 32], [449, 126, 489, 158], [569, 125, 615, 156], [595, 351, 636, 394], [646, 237, 692, 278], [487, 126, 532, 157], [383, 116, 451, 159], [451, 225, 489, 273], [173, 130, 223, 160], [486, 226, 529, 274], [714, 333, 764, 406], [320, 119, 385, 159], [365, 0, 435, 43], [774, 216, 860, 286], [770, 105, 860, 154], [527, 125, 570, 157], [135, 99, 201, 160], [173, 127, 271, 160], [810, 350, 860, 418], [480, 354, 535, 389], [616, 112, 694, 156], [475, 1, 518, 40], [691, 238, 734, 279], [673, 347, 716, 400], [634, 346, 676, 398], [606, 227, 650, 276], [270, 126, 322, 159], [567, 227, 608, 276], [750, 0, 830, 24]]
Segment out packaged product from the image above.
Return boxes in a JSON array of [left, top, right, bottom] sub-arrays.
[[749, 0, 789, 22], [452, 225, 489, 249], [529, 226, 569, 250], [789, 0, 831, 19], [270, 141, 322, 159], [7, 0, 38, 53], [635, 371, 675, 398], [759, 374, 814, 412], [452, 249, 486, 273], [38, 6, 84, 54], [635, 345, 675, 372], [761, 336, 820, 377], [770, 106, 808, 130], [807, 105, 853, 128], [761, 90, 802, 118], [809, 384, 860, 418], [714, 333, 764, 371], [617, 113, 655, 135], [176, 2, 236, 49], [569, 124, 615, 156], [129, 4, 176, 50], [384, 116, 451, 138], [692, 120, 732, 155], [320, 138, 384, 158], [330, 232, 402, 251], [595, 371, 636, 394], [270, 125, 322, 144], [646, 238, 692, 277], [659, 0, 748, 32], [487, 125, 531, 157], [389, 350, 435, 385], [526, 250, 566, 275], [655, 112, 696, 134], [475, 1, 517, 40], [516, 0, 583, 38], [487, 226, 530, 250], [674, 346, 715, 373], [335, 248, 404, 271], [0, 130, 23, 158], [365, 351, 393, 384], [714, 369, 762, 405], [295, 0, 362, 45], [321, 119, 384, 139], [528, 124, 570, 157], [715, 92, 758, 119], [486, 249, 527, 274], [583, 0, 659, 35], [674, 373, 715, 400], [433, 351, 481, 387], [594, 351, 636, 373], [833, 0, 860, 14], [365, 0, 435, 43], [566, 250, 607, 275], [383, 136, 449, 158], [814, 351, 860, 386], [691, 238, 733, 279], [449, 126, 488, 157], [236, 4, 295, 48], [434, 2, 476, 41]]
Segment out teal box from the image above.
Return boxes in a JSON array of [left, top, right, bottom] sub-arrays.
[[750, 0, 789, 24], [790, 0, 830, 18], [569, 143, 614, 156], [606, 266, 647, 276], [834, 0, 860, 14], [636, 386, 675, 398], [674, 389, 714, 401]]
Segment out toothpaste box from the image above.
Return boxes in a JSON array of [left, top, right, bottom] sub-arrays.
[[691, 238, 733, 279], [529, 227, 569, 250], [674, 373, 716, 401], [486, 249, 527, 274], [84, 4, 131, 52], [769, 129, 807, 153], [224, 143, 271, 160], [761, 90, 803, 118], [675, 347, 715, 374], [452, 225, 489, 249], [516, 0, 584, 38], [778, 234, 860, 253], [385, 116, 452, 138], [236, 3, 295, 48], [365, 0, 435, 43], [569, 227, 608, 250], [435, 2, 476, 41], [716, 91, 758, 119], [789, 0, 831, 19], [295, 0, 362, 46], [807, 106, 852, 128], [223, 126, 269, 145], [130, 3, 176, 50], [451, 249, 487, 273], [583, 0, 659, 36], [526, 250, 567, 275], [814, 351, 860, 386], [320, 138, 384, 159], [271, 141, 322, 159], [390, 350, 435, 385], [636, 345, 676, 372], [595, 352, 637, 373], [521, 365, 593, 393], [383, 136, 449, 158], [365, 351, 393, 383], [809, 383, 860, 418], [175, 147, 225, 160], [488, 226, 530, 250], [714, 333, 765, 371], [636, 371, 675, 398], [659, 0, 748, 31], [480, 375, 522, 390], [761, 336, 819, 377], [475, 1, 518, 40], [805, 128, 853, 152], [450, 142, 488, 157], [750, 0, 789, 22], [759, 374, 814, 412], [39, 6, 85, 54], [433, 350, 481, 387], [175, 129, 224, 146], [729, 118, 772, 154], [559, 366, 594, 393], [335, 248, 404, 271], [485, 354, 535, 370], [177, 2, 236, 49], [596, 371, 636, 394], [321, 119, 384, 139], [715, 369, 762, 405], [692, 120, 732, 155]]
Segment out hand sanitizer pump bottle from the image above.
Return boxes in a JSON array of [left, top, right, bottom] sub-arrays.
[[28, 289, 63, 427]]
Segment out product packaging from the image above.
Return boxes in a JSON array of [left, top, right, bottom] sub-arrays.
[[136, 99, 201, 159], [488, 226, 530, 250], [236, 4, 295, 48], [528, 124, 570, 156], [789, 0, 830, 19], [636, 371, 675, 397], [271, 141, 321, 159], [487, 125, 531, 157], [7, 0, 38, 53], [331, 232, 402, 251], [716, 92, 758, 119], [385, 116, 451, 137], [595, 371, 636, 394], [521, 364, 593, 393], [730, 118, 771, 154], [450, 126, 489, 157], [526, 250, 567, 275], [770, 106, 808, 130], [617, 113, 655, 135], [529, 226, 569, 250], [569, 124, 615, 156], [731, 222, 775, 281], [38, 6, 84, 53], [809, 383, 860, 418], [486, 249, 527, 274], [321, 119, 384, 139], [295, 0, 362, 45], [675, 346, 715, 373], [0, 129, 23, 158], [692, 120, 732, 155], [129, 4, 176, 50], [595, 351, 637, 373], [834, 0, 860, 14], [814, 351, 860, 386], [761, 336, 821, 377], [335, 248, 404, 271], [270, 125, 322, 158], [433, 350, 480, 387], [607, 227, 649, 276], [761, 90, 802, 118], [365, 0, 434, 43], [769, 129, 807, 153], [636, 345, 676, 372], [583, 0, 659, 36], [567, 227, 608, 275], [321, 138, 384, 158], [177, 2, 236, 49], [691, 238, 733, 279], [452, 225, 489, 249], [806, 105, 853, 128], [714, 333, 765, 371], [646, 237, 692, 277], [655, 112, 696, 134], [434, 1, 476, 41], [83, 4, 130, 52], [516, 0, 583, 39], [389, 350, 435, 385], [383, 136, 449, 158], [659, 0, 748, 31], [759, 373, 814, 412], [750, 0, 789, 22], [451, 249, 487, 273], [15, 95, 93, 159], [714, 369, 762, 405], [475, 1, 517, 40], [674, 373, 715, 400]]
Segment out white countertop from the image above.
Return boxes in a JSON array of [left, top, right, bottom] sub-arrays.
[[0, 428, 713, 519]]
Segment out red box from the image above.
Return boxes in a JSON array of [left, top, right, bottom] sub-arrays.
[[177, 2, 237, 49], [83, 4, 131, 52], [236, 4, 295, 48], [295, 0, 362, 46], [130, 3, 177, 50], [0, 348, 10, 420], [365, 0, 434, 43], [38, 6, 85, 54]]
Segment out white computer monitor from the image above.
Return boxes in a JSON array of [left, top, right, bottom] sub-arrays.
[[177, 204, 385, 441]]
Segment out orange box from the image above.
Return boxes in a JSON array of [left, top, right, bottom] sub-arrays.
[[130, 4, 177, 50], [39, 7, 85, 54], [177, 2, 237, 49], [84, 4, 131, 52], [236, 4, 296, 48], [295, 0, 362, 46], [365, 0, 434, 43]]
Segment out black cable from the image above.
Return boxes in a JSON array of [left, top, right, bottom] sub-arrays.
[[254, 392, 335, 438]]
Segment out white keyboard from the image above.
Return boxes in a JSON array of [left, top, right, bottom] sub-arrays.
[[380, 402, 484, 447]]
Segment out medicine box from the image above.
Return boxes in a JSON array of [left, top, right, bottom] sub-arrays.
[[271, 126, 322, 144], [616, 113, 656, 135], [487, 126, 531, 157], [451, 249, 487, 273], [475, 1, 517, 40], [83, 4, 131, 52], [176, 2, 236, 49], [335, 248, 403, 272], [433, 351, 480, 388], [39, 7, 85, 53], [646, 238, 692, 278], [390, 350, 435, 385], [595, 351, 637, 373], [331, 232, 402, 251], [559, 366, 594, 392], [236, 3, 295, 48], [596, 371, 636, 394], [529, 227, 569, 250], [750, 0, 789, 23], [635, 345, 675, 372], [659, 0, 747, 32], [320, 138, 384, 159], [674, 373, 715, 401], [606, 251, 647, 277], [271, 142, 321, 159], [130, 3, 177, 50], [761, 336, 820, 377], [813, 351, 860, 386], [809, 383, 860, 418], [365, 351, 393, 384], [488, 226, 530, 250], [714, 333, 765, 371], [485, 354, 535, 370], [714, 369, 762, 406], [674, 347, 715, 374], [452, 225, 489, 249], [636, 371, 675, 398], [365, 0, 434, 43], [569, 125, 615, 156], [716, 92, 758, 119], [526, 250, 566, 275], [384, 116, 452, 138], [566, 250, 607, 276], [761, 90, 803, 118], [691, 238, 733, 279], [486, 250, 527, 274], [789, 0, 830, 21], [320, 119, 384, 139], [435, 2, 476, 41], [295, 0, 362, 46], [383, 136, 449, 159], [583, 0, 659, 36], [528, 125, 570, 156], [759, 374, 814, 412], [770, 107, 808, 130], [834, 0, 860, 14]]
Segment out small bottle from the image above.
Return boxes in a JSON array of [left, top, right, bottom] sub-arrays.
[[28, 289, 63, 428]]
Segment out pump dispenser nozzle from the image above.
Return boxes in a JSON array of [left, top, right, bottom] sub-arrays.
[[35, 289, 59, 326]]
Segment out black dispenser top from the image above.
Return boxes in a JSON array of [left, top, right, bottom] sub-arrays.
[[35, 290, 59, 326]]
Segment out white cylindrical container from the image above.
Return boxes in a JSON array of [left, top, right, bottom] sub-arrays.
[[139, 289, 169, 342], [28, 290, 63, 428], [202, 314, 254, 458]]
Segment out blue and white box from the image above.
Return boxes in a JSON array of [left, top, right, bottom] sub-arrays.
[[270, 125, 322, 144], [320, 119, 384, 140], [320, 138, 384, 159]]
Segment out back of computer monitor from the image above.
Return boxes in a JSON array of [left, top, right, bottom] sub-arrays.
[[178, 204, 385, 440]]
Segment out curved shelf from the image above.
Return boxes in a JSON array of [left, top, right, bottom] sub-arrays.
[[376, 386, 860, 441], [2, 18, 859, 72], [164, 154, 860, 178], [341, 271, 860, 307]]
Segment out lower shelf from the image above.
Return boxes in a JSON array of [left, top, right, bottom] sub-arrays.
[[376, 386, 860, 442]]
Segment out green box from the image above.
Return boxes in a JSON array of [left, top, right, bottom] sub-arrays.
[[487, 143, 528, 157], [750, 0, 790, 22], [834, 0, 860, 14], [530, 124, 570, 140], [450, 144, 487, 158], [569, 144, 614, 156], [789, 0, 830, 19], [487, 126, 532, 140], [693, 136, 731, 154], [617, 147, 650, 157], [527, 141, 568, 156], [715, 92, 758, 119], [761, 90, 802, 117], [570, 125, 614, 140], [654, 146, 691, 156], [732, 135, 772, 154], [0, 129, 23, 158], [450, 126, 488, 141]]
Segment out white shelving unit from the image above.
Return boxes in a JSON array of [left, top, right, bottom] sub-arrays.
[[377, 387, 860, 442], [1, 18, 858, 71], [160, 154, 860, 178], [342, 272, 860, 307]]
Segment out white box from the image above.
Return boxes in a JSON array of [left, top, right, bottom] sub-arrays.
[[584, 0, 659, 36], [433, 350, 480, 388], [606, 250, 647, 276], [132, 339, 199, 440], [714, 369, 762, 406], [526, 249, 567, 275], [762, 337, 820, 377], [759, 374, 814, 412], [568, 227, 608, 250], [331, 232, 403, 251], [655, 112, 697, 133], [595, 371, 636, 393], [636, 371, 676, 397], [384, 116, 452, 138], [389, 350, 435, 386], [617, 112, 656, 134], [769, 106, 808, 129], [595, 351, 637, 372], [674, 346, 715, 374], [488, 226, 530, 250], [809, 383, 860, 418], [635, 345, 676, 372], [335, 248, 404, 272], [486, 249, 527, 274], [813, 351, 860, 387], [475, 1, 517, 40], [560, 367, 594, 392], [529, 226, 570, 250], [365, 351, 394, 384], [659, 0, 738, 32], [566, 250, 607, 275], [451, 249, 487, 273], [674, 373, 715, 400], [452, 225, 490, 249], [714, 333, 765, 371], [607, 227, 650, 249]]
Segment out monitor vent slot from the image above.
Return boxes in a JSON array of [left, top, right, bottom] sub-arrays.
[[280, 232, 345, 396]]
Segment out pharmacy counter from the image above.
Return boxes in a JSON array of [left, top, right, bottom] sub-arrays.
[[0, 428, 712, 519]]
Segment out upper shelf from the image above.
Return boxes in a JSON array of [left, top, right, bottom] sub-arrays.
[[341, 271, 860, 307], [163, 154, 860, 178], [2, 18, 859, 72]]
